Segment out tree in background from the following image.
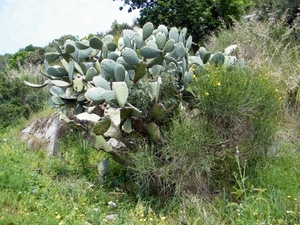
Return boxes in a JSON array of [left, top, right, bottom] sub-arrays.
[[115, 0, 253, 47], [7, 45, 45, 70], [0, 55, 8, 72], [108, 19, 135, 36], [55, 34, 79, 46]]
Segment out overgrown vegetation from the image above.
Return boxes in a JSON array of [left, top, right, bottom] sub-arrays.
[[253, 0, 300, 25], [129, 65, 281, 204], [0, 65, 48, 131], [0, 112, 299, 224], [206, 13, 300, 115], [7, 45, 45, 70], [23, 20, 278, 206], [0, 4, 300, 224]]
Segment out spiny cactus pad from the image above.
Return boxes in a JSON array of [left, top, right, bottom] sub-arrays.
[[25, 23, 246, 165]]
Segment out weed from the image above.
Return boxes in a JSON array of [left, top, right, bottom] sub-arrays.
[[206, 16, 300, 116]]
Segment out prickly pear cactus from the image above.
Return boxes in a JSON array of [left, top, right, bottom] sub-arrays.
[[25, 23, 246, 165]]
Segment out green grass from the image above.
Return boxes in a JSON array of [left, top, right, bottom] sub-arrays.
[[1, 112, 299, 225], [176, 140, 300, 225], [0, 133, 123, 225], [0, 125, 174, 225]]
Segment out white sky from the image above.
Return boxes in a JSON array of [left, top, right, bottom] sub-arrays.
[[0, 0, 140, 54]]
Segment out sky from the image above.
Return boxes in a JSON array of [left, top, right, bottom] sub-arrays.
[[0, 0, 140, 55]]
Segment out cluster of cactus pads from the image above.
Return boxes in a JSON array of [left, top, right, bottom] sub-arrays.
[[25, 22, 247, 165]]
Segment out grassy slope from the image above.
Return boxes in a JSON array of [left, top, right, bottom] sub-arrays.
[[0, 117, 170, 225], [1, 112, 299, 225]]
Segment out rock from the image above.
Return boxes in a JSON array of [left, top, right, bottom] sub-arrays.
[[20, 113, 63, 156]]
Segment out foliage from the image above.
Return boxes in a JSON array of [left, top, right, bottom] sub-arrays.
[[108, 19, 134, 36], [54, 34, 79, 46], [0, 69, 47, 131], [1, 113, 299, 224], [192, 67, 280, 189], [0, 55, 8, 71], [192, 65, 280, 151], [25, 21, 282, 203], [0, 131, 170, 225], [7, 46, 45, 69], [115, 0, 253, 46], [129, 116, 217, 201], [205, 16, 300, 116], [220, 141, 300, 225], [7, 50, 28, 69], [130, 65, 281, 201], [2, 15, 300, 223], [24, 44, 35, 52], [25, 21, 252, 170]]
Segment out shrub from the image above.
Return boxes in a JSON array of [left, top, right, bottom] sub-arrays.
[[206, 18, 300, 116], [130, 66, 281, 202], [129, 117, 218, 202], [7, 47, 45, 70], [192, 65, 280, 154], [0, 69, 48, 130]]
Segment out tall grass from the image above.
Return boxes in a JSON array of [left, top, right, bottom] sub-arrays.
[[205, 15, 300, 117]]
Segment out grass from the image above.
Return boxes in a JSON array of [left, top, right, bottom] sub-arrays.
[[221, 144, 300, 225], [176, 138, 300, 225], [0, 121, 173, 225], [1, 108, 299, 225], [205, 15, 300, 116]]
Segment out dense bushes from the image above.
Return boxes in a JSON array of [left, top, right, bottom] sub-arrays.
[[129, 66, 281, 202], [193, 66, 280, 150], [206, 14, 300, 116], [7, 46, 45, 70], [0, 70, 48, 130], [20, 20, 282, 205]]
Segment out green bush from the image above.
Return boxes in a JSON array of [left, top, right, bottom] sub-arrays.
[[7, 46, 45, 70], [192, 65, 280, 153], [130, 66, 281, 202], [0, 72, 47, 130], [23, 22, 282, 205], [129, 117, 218, 202], [205, 17, 300, 116]]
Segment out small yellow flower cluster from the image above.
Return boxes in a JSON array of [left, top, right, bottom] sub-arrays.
[[130, 200, 168, 224], [55, 212, 61, 219]]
